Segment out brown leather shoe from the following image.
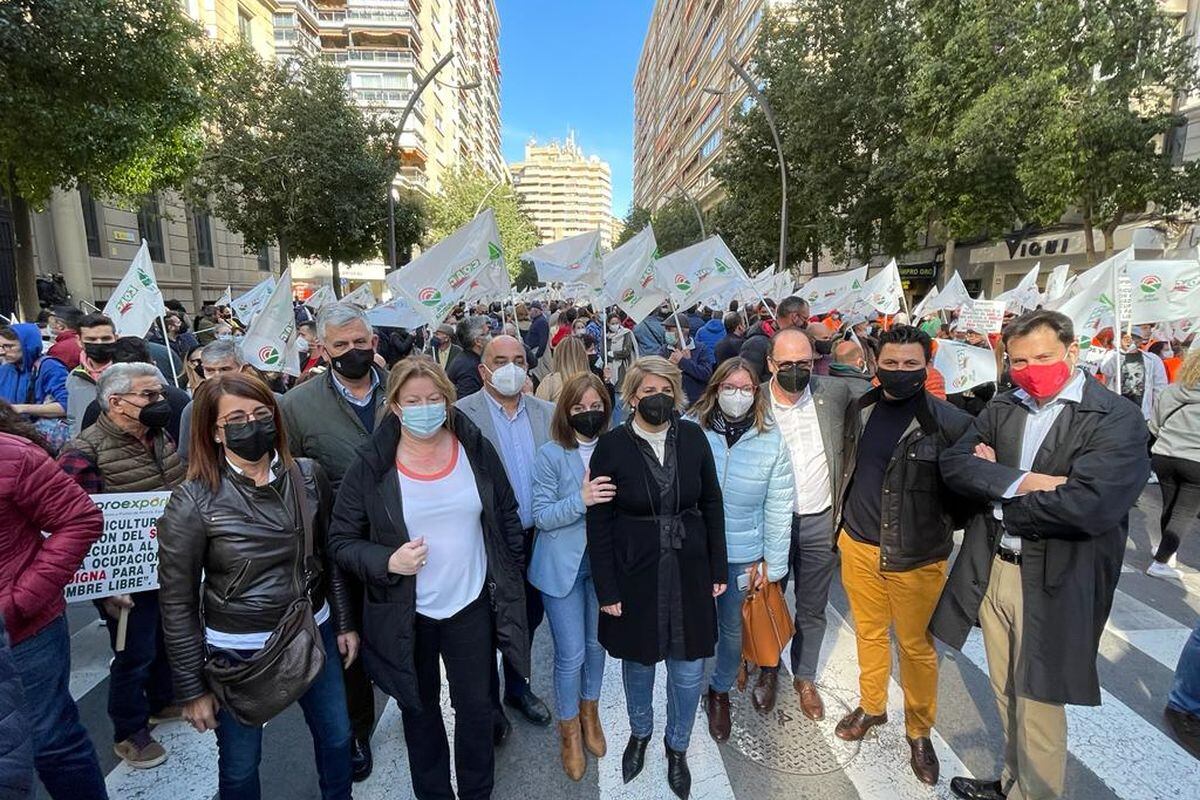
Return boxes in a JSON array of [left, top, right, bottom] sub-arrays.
[[908, 736, 939, 785], [752, 669, 778, 714], [704, 688, 731, 742], [558, 718, 586, 781], [834, 707, 888, 741], [579, 699, 607, 757], [793, 678, 825, 721]]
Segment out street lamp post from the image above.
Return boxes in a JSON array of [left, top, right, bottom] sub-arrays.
[[676, 181, 706, 241], [705, 57, 788, 272]]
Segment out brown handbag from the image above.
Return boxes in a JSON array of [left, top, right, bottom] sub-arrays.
[[740, 561, 795, 669], [202, 464, 326, 726]]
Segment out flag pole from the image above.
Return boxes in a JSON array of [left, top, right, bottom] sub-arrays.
[[157, 313, 182, 388], [1110, 255, 1122, 396]]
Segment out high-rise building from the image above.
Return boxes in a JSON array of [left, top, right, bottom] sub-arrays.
[[510, 133, 614, 250], [632, 0, 776, 213]]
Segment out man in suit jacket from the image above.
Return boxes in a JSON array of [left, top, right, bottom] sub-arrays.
[[933, 310, 1150, 800], [765, 328, 851, 719], [455, 334, 556, 742]]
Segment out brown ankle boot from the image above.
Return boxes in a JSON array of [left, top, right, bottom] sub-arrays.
[[579, 699, 607, 757], [559, 718, 586, 781]]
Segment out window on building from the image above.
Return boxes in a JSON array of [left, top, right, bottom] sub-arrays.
[[701, 129, 723, 160], [257, 242, 271, 272], [238, 7, 253, 44], [78, 184, 102, 257], [356, 72, 384, 89], [192, 208, 214, 267], [136, 195, 165, 262]]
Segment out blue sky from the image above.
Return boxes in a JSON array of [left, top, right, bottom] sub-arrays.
[[495, 1, 654, 218]]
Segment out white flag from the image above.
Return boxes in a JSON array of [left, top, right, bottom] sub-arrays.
[[521, 230, 604, 287], [462, 260, 512, 305], [797, 266, 868, 315], [845, 259, 903, 317], [304, 285, 337, 311], [653, 235, 746, 309], [601, 226, 666, 323], [215, 285, 232, 309], [933, 339, 998, 394], [1053, 249, 1132, 342], [1125, 259, 1200, 325], [342, 283, 376, 310], [102, 241, 166, 338], [1044, 264, 1071, 303], [365, 295, 427, 330], [387, 209, 503, 328], [995, 263, 1042, 313], [913, 271, 973, 318], [241, 269, 300, 376], [231, 276, 276, 325]]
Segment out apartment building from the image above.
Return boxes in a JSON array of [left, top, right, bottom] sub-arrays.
[[511, 132, 614, 249]]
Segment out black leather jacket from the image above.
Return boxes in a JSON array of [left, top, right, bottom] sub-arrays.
[[157, 457, 353, 702], [834, 388, 972, 571]]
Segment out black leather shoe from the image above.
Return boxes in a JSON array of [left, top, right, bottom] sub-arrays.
[[621, 734, 650, 784], [504, 690, 552, 726], [950, 776, 1006, 800], [493, 710, 512, 747], [350, 737, 372, 783], [665, 742, 691, 799]]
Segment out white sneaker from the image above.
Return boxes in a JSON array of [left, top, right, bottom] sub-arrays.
[[1147, 561, 1183, 580], [1148, 472, 1159, 485], [1167, 554, 1179, 568]]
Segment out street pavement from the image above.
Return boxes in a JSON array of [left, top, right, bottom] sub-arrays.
[[42, 485, 1199, 800]]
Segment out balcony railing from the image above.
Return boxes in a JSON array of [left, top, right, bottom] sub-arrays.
[[324, 48, 416, 67], [317, 8, 416, 28]]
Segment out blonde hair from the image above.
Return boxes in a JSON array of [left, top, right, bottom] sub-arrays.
[[620, 356, 685, 411], [551, 335, 590, 382], [691, 357, 769, 432], [1178, 346, 1200, 388], [386, 356, 457, 430]]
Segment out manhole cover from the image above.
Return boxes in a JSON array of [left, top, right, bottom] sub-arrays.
[[724, 676, 861, 776]]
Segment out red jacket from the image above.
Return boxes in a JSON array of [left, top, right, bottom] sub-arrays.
[[0, 432, 103, 645], [47, 329, 81, 370]]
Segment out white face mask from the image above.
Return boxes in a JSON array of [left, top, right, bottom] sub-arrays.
[[717, 388, 754, 419], [488, 362, 527, 397]]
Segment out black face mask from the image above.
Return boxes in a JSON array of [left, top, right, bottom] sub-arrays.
[[137, 399, 172, 430], [331, 346, 374, 380], [876, 367, 927, 400], [84, 342, 116, 365], [636, 393, 675, 426], [569, 409, 607, 439], [224, 417, 276, 463], [775, 365, 811, 395], [814, 338, 833, 356]]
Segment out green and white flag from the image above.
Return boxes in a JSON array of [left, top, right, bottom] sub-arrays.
[[366, 295, 426, 330], [231, 276, 276, 324], [1052, 249, 1132, 343], [304, 284, 337, 311], [462, 260, 512, 305], [1043, 264, 1071, 304], [522, 230, 604, 287], [912, 271, 973, 318], [1125, 259, 1200, 325], [215, 285, 233, 309], [601, 226, 666, 323], [342, 283, 376, 310], [845, 259, 903, 317], [241, 269, 300, 376], [995, 263, 1042, 313], [797, 266, 868, 315], [387, 209, 503, 328], [102, 241, 165, 338], [933, 339, 998, 394], [653, 235, 746, 309]]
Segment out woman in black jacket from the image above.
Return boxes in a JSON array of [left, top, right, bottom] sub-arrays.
[[586, 356, 727, 800], [157, 373, 356, 800], [327, 358, 528, 800]]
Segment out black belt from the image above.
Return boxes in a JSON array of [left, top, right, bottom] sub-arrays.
[[996, 547, 1022, 565]]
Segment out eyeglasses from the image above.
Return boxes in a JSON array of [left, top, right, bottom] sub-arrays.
[[0, 342, 16, 351], [769, 358, 814, 371], [188, 359, 203, 369], [118, 389, 165, 403], [718, 384, 755, 397], [219, 407, 273, 427]]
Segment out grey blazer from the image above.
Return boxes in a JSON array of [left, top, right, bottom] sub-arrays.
[[454, 388, 555, 459], [764, 374, 851, 508]]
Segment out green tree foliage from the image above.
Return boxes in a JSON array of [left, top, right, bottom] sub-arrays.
[[0, 0, 216, 316], [613, 199, 704, 256], [614, 204, 653, 247], [426, 166, 538, 284], [194, 53, 402, 294]]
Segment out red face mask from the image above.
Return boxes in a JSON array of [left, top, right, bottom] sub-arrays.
[[1010, 359, 1072, 401]]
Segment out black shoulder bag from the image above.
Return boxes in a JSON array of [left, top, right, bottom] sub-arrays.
[[203, 463, 326, 726]]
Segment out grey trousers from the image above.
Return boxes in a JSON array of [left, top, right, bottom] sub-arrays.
[[784, 508, 838, 681]]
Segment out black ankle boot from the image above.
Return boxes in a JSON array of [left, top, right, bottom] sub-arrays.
[[665, 742, 691, 799], [622, 734, 650, 784]]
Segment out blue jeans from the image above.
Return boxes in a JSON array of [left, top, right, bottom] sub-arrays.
[[1169, 620, 1200, 717], [709, 561, 753, 694], [213, 621, 352, 800], [99, 589, 174, 741], [10, 614, 108, 800], [541, 558, 605, 720], [622, 657, 705, 751]]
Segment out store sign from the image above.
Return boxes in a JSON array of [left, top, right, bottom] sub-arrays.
[[1004, 235, 1071, 260], [897, 262, 937, 281]]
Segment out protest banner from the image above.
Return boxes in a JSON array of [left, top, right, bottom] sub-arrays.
[[1125, 259, 1200, 325], [653, 235, 746, 310], [602, 226, 666, 323], [64, 491, 172, 603], [102, 241, 166, 338], [933, 339, 998, 394], [957, 299, 1007, 334]]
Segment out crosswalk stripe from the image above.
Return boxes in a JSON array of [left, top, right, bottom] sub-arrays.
[[103, 719, 219, 800], [957, 630, 1200, 800], [1103, 584, 1192, 671], [820, 605, 973, 799], [68, 617, 112, 701]]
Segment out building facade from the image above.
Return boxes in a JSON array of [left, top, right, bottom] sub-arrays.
[[510, 133, 614, 250], [632, 0, 775, 214]]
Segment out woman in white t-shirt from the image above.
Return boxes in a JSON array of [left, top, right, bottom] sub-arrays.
[[327, 358, 528, 800]]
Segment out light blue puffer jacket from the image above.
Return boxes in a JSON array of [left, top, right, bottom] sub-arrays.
[[700, 423, 794, 581]]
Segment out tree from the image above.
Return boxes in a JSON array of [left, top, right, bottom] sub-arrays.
[[194, 53, 402, 294], [425, 165, 538, 283], [614, 204, 652, 248], [0, 0, 216, 317], [650, 196, 707, 256]]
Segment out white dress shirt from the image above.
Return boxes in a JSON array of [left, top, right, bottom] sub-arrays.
[[771, 384, 831, 515]]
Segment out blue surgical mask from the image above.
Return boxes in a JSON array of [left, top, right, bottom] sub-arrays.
[[398, 402, 446, 439]]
